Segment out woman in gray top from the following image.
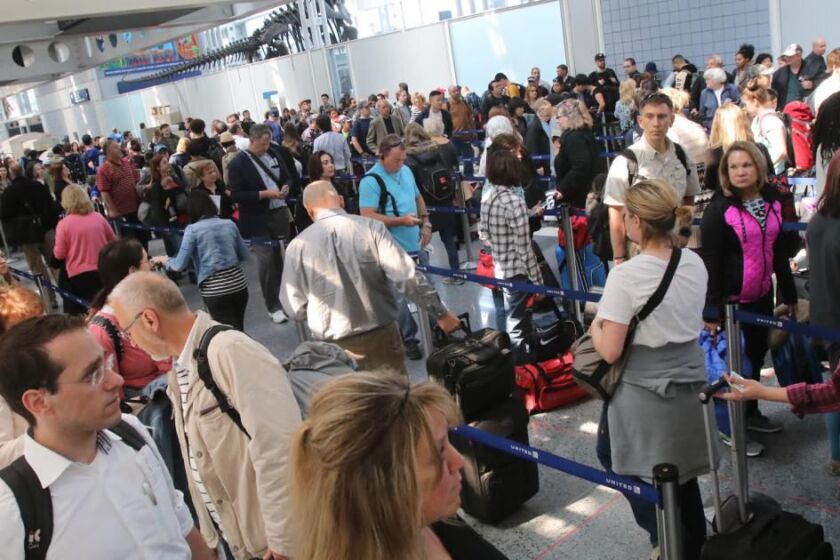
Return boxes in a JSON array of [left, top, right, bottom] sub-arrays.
[[591, 178, 709, 560]]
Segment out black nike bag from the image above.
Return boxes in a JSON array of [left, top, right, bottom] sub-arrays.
[[450, 397, 539, 524]]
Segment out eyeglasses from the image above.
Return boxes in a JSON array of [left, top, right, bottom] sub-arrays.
[[58, 354, 114, 388], [120, 310, 145, 340]]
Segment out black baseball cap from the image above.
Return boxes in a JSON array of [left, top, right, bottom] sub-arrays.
[[594, 53, 606, 60]]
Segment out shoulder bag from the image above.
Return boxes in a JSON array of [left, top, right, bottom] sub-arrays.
[[571, 248, 682, 400]]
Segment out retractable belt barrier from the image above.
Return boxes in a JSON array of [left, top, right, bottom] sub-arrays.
[[8, 267, 91, 309], [451, 425, 662, 505], [113, 221, 284, 248]]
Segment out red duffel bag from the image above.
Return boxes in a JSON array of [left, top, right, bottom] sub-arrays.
[[515, 352, 589, 414]]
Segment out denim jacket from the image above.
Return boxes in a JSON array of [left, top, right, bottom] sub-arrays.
[[698, 84, 740, 128], [166, 217, 249, 284]]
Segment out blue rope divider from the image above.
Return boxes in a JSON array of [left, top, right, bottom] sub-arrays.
[[8, 267, 91, 309], [416, 264, 601, 303], [451, 425, 661, 505], [417, 263, 840, 342], [113, 221, 284, 248]]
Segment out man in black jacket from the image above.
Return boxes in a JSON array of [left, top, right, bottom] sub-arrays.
[[480, 80, 509, 121], [0, 164, 60, 307], [227, 124, 295, 324], [772, 43, 809, 108], [413, 90, 453, 137], [802, 37, 827, 96], [524, 99, 553, 177]]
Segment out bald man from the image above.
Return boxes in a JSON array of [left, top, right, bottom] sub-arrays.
[[108, 272, 300, 560], [280, 181, 461, 375], [803, 37, 828, 93]]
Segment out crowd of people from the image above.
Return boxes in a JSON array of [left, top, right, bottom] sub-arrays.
[[0, 32, 839, 560]]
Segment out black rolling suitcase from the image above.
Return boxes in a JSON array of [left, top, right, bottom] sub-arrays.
[[427, 320, 514, 422], [698, 381, 833, 559], [450, 396, 539, 524]]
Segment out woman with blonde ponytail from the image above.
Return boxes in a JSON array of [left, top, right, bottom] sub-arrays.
[[591, 178, 710, 560], [290, 371, 507, 560]]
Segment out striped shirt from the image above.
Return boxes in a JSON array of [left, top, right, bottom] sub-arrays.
[[174, 362, 225, 535], [199, 266, 247, 298]]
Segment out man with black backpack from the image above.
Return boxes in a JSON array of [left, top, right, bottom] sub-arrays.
[[109, 271, 301, 560], [603, 93, 700, 265], [359, 134, 432, 360], [0, 315, 211, 560]]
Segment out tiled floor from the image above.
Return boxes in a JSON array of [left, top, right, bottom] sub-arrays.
[[19, 224, 840, 559]]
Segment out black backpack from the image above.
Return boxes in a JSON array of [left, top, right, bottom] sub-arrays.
[[90, 315, 123, 365], [406, 152, 455, 204], [193, 325, 251, 439], [0, 420, 146, 560], [363, 173, 400, 217]]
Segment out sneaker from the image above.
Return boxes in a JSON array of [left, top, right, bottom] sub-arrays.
[[443, 276, 465, 286], [747, 413, 783, 434], [649, 546, 660, 560], [719, 432, 765, 457], [269, 309, 289, 324], [405, 342, 423, 360]]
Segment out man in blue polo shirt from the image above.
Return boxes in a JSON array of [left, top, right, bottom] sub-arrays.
[[359, 134, 431, 360]]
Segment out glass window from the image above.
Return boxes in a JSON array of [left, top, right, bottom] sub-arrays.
[[327, 46, 354, 100]]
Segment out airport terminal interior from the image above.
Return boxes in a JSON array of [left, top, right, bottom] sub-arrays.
[[1, 1, 840, 559]]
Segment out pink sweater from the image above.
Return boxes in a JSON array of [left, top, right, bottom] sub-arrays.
[[53, 212, 116, 278]]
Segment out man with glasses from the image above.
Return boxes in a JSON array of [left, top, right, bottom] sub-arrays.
[[359, 135, 432, 360], [623, 57, 642, 84], [604, 93, 699, 265], [108, 271, 300, 560], [0, 315, 212, 559]]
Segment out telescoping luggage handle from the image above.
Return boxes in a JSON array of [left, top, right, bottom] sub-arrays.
[[697, 302, 753, 534]]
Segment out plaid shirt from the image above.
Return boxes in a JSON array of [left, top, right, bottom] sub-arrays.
[[788, 362, 840, 417], [479, 186, 542, 284]]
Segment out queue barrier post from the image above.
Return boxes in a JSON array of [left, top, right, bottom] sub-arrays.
[[559, 204, 584, 325], [294, 320, 310, 344], [0, 220, 10, 260], [724, 302, 750, 525], [33, 273, 52, 312], [416, 304, 435, 360], [654, 463, 684, 560], [455, 173, 477, 271]]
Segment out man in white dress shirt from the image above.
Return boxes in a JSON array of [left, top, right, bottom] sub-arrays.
[[0, 314, 211, 560]]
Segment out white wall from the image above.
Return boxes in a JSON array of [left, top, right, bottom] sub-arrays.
[[347, 23, 455, 97], [31, 0, 593, 140], [777, 0, 840, 58], [558, 0, 602, 75]]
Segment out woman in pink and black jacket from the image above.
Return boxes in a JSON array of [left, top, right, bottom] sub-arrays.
[[701, 141, 798, 435]]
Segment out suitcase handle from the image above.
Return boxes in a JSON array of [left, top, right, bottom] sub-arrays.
[[433, 312, 472, 346], [698, 378, 728, 405]]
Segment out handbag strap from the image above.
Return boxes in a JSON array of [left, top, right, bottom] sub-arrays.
[[635, 248, 682, 323], [246, 150, 282, 188]]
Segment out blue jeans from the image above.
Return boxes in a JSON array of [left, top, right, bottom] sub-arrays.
[[452, 139, 475, 177], [397, 249, 428, 345], [503, 274, 531, 364], [491, 288, 506, 332]]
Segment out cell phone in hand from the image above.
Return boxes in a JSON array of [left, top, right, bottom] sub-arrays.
[[728, 371, 747, 392]]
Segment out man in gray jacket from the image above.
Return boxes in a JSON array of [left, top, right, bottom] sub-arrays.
[[280, 181, 461, 375], [366, 99, 405, 155]]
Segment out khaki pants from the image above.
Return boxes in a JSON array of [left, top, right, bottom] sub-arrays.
[[333, 323, 408, 377], [22, 228, 58, 306]]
